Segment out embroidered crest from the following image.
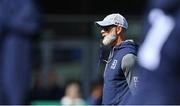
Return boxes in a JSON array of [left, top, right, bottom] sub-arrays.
[[111, 59, 117, 69]]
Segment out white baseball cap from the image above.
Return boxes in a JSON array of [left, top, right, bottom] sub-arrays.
[[96, 13, 128, 29]]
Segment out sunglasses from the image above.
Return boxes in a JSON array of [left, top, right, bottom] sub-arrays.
[[101, 25, 116, 32]]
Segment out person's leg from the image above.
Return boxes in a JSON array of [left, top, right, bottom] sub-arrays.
[[0, 1, 7, 104], [2, 35, 32, 104]]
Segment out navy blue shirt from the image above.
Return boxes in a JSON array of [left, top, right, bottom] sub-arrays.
[[128, 0, 180, 104], [102, 41, 138, 105], [1, 0, 40, 36]]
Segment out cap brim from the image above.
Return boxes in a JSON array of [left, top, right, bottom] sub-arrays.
[[95, 21, 113, 27]]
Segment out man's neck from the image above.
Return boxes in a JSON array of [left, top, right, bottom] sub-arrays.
[[113, 34, 125, 46]]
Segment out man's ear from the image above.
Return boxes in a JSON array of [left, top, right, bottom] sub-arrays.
[[116, 26, 123, 34]]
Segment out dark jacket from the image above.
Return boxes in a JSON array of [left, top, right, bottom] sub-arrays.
[[102, 40, 138, 105]]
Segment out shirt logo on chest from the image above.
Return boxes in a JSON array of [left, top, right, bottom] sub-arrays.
[[111, 59, 117, 69]]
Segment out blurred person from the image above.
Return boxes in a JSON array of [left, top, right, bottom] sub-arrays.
[[60, 80, 86, 105], [95, 13, 138, 105], [30, 71, 47, 101], [128, 0, 180, 104], [31, 71, 64, 102], [45, 71, 64, 100], [0, 0, 41, 104], [86, 80, 103, 105]]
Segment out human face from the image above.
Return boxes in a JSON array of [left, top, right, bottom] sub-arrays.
[[66, 83, 80, 99], [100, 25, 117, 46]]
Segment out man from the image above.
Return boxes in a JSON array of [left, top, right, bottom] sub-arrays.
[[0, 0, 40, 104], [95, 13, 138, 105], [128, 0, 180, 104]]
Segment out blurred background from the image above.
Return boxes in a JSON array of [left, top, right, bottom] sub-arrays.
[[30, 0, 147, 105]]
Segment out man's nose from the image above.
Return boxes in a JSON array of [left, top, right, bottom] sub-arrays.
[[101, 29, 105, 34]]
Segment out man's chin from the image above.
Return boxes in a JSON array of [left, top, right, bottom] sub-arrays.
[[102, 42, 113, 49], [102, 41, 111, 46]]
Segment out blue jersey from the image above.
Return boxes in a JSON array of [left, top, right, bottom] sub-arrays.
[[0, 0, 40, 104], [128, 0, 180, 104], [102, 41, 138, 105], [1, 0, 40, 36]]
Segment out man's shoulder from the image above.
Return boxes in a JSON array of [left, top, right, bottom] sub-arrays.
[[121, 54, 137, 68]]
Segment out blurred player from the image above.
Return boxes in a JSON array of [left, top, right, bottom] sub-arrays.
[[0, 0, 40, 104], [60, 80, 86, 105], [95, 13, 138, 105], [128, 0, 180, 104]]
